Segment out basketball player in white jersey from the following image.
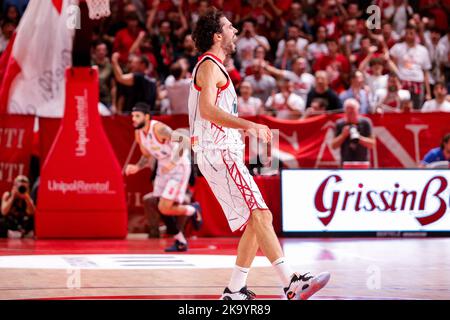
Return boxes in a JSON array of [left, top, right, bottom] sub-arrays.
[[125, 103, 202, 252], [189, 9, 330, 300]]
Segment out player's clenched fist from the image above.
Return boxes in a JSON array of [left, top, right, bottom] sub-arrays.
[[248, 123, 272, 143]]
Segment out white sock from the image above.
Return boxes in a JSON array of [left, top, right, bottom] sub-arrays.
[[185, 205, 195, 216], [228, 265, 250, 292], [272, 257, 294, 287], [174, 232, 187, 244]]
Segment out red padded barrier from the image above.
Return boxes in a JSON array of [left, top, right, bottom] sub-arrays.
[[36, 68, 127, 238]]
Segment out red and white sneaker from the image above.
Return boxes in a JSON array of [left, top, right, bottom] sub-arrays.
[[284, 272, 330, 300]]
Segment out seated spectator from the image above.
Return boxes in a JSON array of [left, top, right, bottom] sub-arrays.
[[0, 19, 16, 54], [306, 70, 343, 111], [419, 133, 450, 167], [262, 57, 315, 102], [373, 73, 411, 113], [112, 52, 158, 114], [422, 82, 450, 112], [265, 79, 305, 120], [162, 60, 191, 114], [331, 98, 376, 167], [389, 24, 432, 109], [303, 97, 328, 118], [313, 37, 351, 94], [339, 71, 370, 114], [244, 61, 277, 103], [237, 80, 263, 116], [113, 11, 143, 65], [1, 175, 35, 238]]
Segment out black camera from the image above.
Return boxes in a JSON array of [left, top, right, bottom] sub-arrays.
[[18, 185, 28, 194], [349, 125, 360, 143]]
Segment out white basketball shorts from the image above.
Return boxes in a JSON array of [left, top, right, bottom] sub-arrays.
[[196, 148, 268, 232]]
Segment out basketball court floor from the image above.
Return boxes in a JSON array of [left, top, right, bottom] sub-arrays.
[[1, 236, 449, 300]]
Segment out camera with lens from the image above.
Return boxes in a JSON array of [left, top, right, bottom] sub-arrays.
[[349, 125, 360, 143], [14, 175, 30, 195], [17, 185, 28, 194]]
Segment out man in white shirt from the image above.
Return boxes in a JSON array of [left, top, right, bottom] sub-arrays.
[[306, 25, 328, 63], [262, 57, 315, 102], [236, 20, 270, 67], [161, 61, 191, 114], [422, 82, 450, 112], [244, 62, 277, 103], [265, 79, 305, 119], [374, 73, 411, 113], [275, 24, 308, 60], [383, 0, 414, 37], [237, 81, 263, 116], [389, 24, 432, 109]]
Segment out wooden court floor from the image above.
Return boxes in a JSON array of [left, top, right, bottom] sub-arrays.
[[0, 236, 449, 300]]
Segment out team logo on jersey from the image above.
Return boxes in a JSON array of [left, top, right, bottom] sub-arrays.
[[232, 99, 237, 114]]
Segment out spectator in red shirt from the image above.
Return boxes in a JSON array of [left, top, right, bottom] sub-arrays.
[[113, 11, 143, 65], [212, 0, 242, 24], [129, 31, 159, 78], [317, 0, 345, 40], [313, 37, 350, 94], [145, 0, 175, 25]]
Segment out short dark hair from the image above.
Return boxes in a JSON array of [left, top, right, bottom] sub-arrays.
[[192, 8, 224, 53], [1, 18, 17, 29], [132, 102, 151, 114], [434, 81, 446, 90], [405, 23, 417, 32], [441, 133, 450, 150], [170, 62, 183, 80]]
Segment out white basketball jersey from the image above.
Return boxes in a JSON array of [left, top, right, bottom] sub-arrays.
[[188, 53, 244, 152], [139, 120, 182, 165]]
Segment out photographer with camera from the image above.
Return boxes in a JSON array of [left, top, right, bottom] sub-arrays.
[[331, 98, 376, 166], [0, 175, 35, 238]]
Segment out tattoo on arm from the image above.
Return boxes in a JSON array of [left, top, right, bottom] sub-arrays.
[[136, 156, 150, 169], [156, 124, 173, 142]]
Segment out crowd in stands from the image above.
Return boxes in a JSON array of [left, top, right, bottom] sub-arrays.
[[1, 0, 449, 118]]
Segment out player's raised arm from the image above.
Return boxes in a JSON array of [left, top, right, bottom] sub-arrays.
[[197, 61, 272, 143]]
